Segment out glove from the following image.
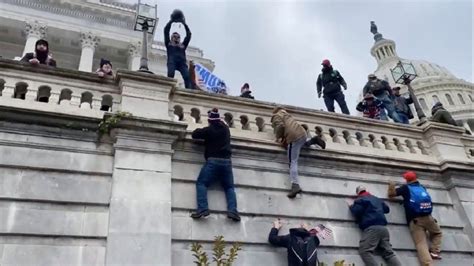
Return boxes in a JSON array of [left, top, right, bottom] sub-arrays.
[[318, 92, 322, 98]]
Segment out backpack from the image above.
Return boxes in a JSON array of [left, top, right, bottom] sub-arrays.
[[290, 234, 319, 265], [407, 183, 433, 215]]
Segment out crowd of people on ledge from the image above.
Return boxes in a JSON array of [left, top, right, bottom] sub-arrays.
[[189, 107, 443, 266], [18, 35, 466, 132]]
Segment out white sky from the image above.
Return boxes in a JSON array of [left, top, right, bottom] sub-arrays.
[[129, 0, 473, 113]]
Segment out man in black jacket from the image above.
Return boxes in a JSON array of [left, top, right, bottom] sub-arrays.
[[316, 59, 350, 115], [190, 108, 240, 222], [269, 219, 320, 266], [164, 18, 192, 88], [362, 74, 401, 122], [392, 87, 413, 124], [20, 39, 56, 67], [349, 186, 401, 266]]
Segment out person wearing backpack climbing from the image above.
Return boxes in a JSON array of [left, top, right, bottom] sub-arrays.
[[271, 107, 326, 198], [268, 219, 320, 266], [388, 171, 443, 265], [316, 59, 350, 115], [348, 186, 402, 266]]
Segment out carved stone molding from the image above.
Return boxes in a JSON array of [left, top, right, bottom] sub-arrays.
[[80, 32, 100, 49], [128, 42, 142, 58], [24, 20, 47, 39]]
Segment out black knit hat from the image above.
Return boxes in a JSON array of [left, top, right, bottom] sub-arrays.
[[35, 39, 49, 48], [207, 108, 220, 121], [100, 58, 112, 68]]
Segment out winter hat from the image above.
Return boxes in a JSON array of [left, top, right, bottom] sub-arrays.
[[403, 171, 417, 182], [356, 185, 367, 195], [432, 102, 443, 108], [207, 108, 220, 121], [321, 59, 331, 66], [364, 93, 375, 100], [100, 58, 112, 68], [368, 74, 377, 79], [392, 86, 401, 91], [272, 106, 284, 114], [35, 39, 49, 48]]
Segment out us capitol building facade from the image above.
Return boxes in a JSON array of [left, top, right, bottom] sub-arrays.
[[0, 0, 473, 265]]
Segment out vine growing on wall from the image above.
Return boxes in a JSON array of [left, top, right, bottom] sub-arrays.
[[97, 111, 132, 140], [191, 236, 241, 266]]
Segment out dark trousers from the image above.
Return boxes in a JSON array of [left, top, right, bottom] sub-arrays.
[[167, 60, 191, 89], [323, 91, 350, 114], [196, 158, 237, 213], [396, 111, 410, 124], [359, 225, 402, 266]]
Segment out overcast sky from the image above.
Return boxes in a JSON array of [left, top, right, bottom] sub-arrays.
[[133, 0, 472, 112]]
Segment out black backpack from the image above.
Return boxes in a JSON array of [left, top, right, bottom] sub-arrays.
[[289, 233, 319, 266]]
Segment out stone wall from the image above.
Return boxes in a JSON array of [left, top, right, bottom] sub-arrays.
[[0, 60, 473, 265]]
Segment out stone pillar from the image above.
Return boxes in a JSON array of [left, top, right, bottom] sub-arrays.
[[128, 42, 142, 71], [105, 118, 187, 266], [23, 21, 47, 56], [78, 32, 100, 72]]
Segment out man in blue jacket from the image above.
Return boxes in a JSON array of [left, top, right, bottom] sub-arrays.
[[349, 186, 401, 266]]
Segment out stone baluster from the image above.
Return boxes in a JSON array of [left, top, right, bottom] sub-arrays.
[[2, 85, 15, 98], [23, 21, 47, 56], [128, 42, 142, 71], [78, 32, 100, 72], [92, 98, 102, 110], [49, 92, 60, 105]]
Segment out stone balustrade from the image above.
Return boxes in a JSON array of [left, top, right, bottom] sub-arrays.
[[0, 59, 121, 119]]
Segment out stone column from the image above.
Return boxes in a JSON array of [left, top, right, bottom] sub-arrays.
[[23, 21, 47, 56], [105, 118, 187, 266], [78, 32, 100, 72], [128, 42, 142, 71]]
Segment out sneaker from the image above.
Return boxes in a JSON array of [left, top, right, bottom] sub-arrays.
[[307, 136, 326, 149], [430, 252, 442, 260], [190, 209, 210, 219], [227, 211, 241, 222]]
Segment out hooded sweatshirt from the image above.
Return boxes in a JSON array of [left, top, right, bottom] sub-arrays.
[[20, 40, 56, 67], [269, 227, 320, 266], [191, 120, 231, 160], [316, 66, 347, 96], [271, 109, 307, 144], [430, 104, 457, 126]]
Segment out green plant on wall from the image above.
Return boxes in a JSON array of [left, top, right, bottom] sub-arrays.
[[97, 111, 132, 139], [191, 235, 241, 266]]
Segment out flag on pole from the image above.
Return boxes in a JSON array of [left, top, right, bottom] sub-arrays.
[[192, 63, 228, 95]]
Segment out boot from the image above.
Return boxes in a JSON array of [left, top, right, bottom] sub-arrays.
[[307, 136, 326, 149], [227, 211, 241, 222], [190, 209, 210, 219], [287, 183, 302, 198]]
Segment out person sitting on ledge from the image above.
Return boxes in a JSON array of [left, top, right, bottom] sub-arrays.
[[21, 39, 56, 67], [96, 58, 114, 78], [356, 93, 387, 121], [190, 108, 241, 222], [240, 83, 254, 99]]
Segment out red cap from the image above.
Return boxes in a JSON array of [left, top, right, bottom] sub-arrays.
[[403, 171, 417, 182], [321, 59, 331, 66]]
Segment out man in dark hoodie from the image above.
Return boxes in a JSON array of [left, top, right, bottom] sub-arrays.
[[392, 86, 413, 124], [429, 102, 456, 126], [269, 219, 320, 266], [349, 186, 401, 266], [190, 108, 240, 222], [21, 39, 56, 67], [388, 171, 442, 265], [164, 15, 192, 89], [316, 59, 350, 115], [96, 59, 114, 78], [240, 83, 254, 99], [363, 74, 401, 123]]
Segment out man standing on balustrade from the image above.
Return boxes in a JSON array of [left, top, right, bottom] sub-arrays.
[[190, 108, 241, 222], [164, 9, 192, 89], [363, 74, 401, 122], [316, 59, 350, 115], [20, 39, 56, 67], [392, 86, 413, 124], [271, 107, 326, 198]]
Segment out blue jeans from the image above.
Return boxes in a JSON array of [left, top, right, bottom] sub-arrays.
[[323, 91, 350, 115], [196, 158, 237, 213], [167, 60, 191, 89], [287, 136, 307, 184], [396, 112, 410, 124], [375, 93, 402, 123]]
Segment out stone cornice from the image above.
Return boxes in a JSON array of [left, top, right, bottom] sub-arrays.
[[3, 0, 135, 29], [116, 69, 177, 88]]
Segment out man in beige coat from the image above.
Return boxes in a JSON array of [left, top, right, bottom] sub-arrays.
[[271, 107, 325, 198]]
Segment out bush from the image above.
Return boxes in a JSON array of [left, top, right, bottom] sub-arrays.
[[191, 236, 241, 266]]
